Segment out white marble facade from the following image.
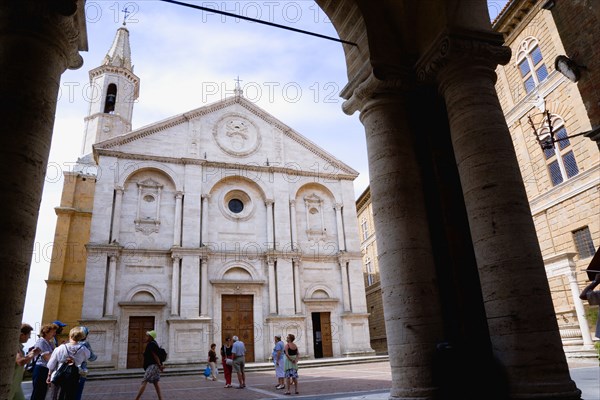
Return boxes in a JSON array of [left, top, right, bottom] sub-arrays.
[[80, 92, 374, 368]]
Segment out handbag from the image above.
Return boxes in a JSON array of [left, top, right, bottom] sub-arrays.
[[203, 364, 211, 377], [226, 357, 233, 366]]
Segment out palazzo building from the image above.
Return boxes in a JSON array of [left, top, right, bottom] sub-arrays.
[[41, 26, 373, 369], [357, 0, 599, 356]]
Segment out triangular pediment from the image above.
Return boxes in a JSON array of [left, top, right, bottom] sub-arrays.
[[93, 95, 358, 177]]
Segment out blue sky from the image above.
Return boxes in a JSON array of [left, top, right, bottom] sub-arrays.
[[23, 0, 508, 346]]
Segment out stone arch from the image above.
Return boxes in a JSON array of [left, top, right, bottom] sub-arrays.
[[293, 182, 337, 204], [305, 284, 335, 300], [116, 161, 182, 191], [204, 174, 268, 201], [217, 260, 259, 281], [125, 284, 164, 303]]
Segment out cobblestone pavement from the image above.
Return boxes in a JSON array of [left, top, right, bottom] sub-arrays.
[[25, 362, 392, 400], [23, 359, 599, 400]]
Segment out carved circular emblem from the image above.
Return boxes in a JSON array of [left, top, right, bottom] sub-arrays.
[[213, 114, 261, 156]]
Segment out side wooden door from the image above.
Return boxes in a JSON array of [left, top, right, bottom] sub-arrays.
[[127, 316, 155, 368], [320, 312, 333, 357], [222, 295, 254, 362]]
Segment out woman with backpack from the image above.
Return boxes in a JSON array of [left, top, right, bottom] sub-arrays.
[[46, 327, 90, 400], [134, 330, 165, 400]]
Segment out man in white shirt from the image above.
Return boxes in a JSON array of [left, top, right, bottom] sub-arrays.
[[231, 336, 246, 389]]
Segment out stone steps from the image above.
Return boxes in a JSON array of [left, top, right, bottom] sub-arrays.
[[85, 354, 391, 381]]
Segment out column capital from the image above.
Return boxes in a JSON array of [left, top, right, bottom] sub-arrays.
[[201, 193, 211, 200], [416, 29, 511, 84], [289, 199, 296, 207], [115, 186, 124, 194], [175, 191, 184, 199], [266, 255, 277, 265], [342, 69, 409, 115], [333, 202, 343, 210], [265, 199, 274, 206], [2, 2, 87, 70], [171, 254, 182, 262]]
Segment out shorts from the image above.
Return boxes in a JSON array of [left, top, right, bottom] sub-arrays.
[[232, 356, 245, 373], [142, 364, 161, 383]]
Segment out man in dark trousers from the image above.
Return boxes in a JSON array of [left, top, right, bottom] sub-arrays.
[[134, 330, 165, 400]]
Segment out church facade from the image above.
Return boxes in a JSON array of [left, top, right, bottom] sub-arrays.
[[45, 26, 373, 369]]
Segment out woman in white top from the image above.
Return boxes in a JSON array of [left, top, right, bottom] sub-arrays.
[[46, 327, 90, 400], [30, 323, 58, 400]]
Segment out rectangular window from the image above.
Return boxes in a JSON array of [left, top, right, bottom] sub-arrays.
[[543, 145, 556, 159], [531, 46, 543, 65], [562, 151, 579, 178], [361, 220, 368, 241], [524, 76, 535, 93], [536, 64, 549, 82], [518, 59, 531, 76], [548, 161, 563, 186], [555, 127, 570, 149], [573, 227, 596, 259]]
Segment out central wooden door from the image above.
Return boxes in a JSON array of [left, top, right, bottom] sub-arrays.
[[222, 295, 254, 362], [127, 316, 155, 368]]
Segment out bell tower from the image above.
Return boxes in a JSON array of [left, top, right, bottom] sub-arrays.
[[81, 24, 140, 155]]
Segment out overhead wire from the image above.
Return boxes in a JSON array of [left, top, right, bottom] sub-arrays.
[[158, 0, 358, 47]]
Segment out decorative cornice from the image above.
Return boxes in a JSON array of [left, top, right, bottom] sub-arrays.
[[93, 149, 358, 180], [416, 29, 511, 84]]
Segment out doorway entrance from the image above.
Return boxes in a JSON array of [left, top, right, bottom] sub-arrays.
[[222, 294, 255, 362], [312, 312, 333, 358], [127, 316, 155, 368]]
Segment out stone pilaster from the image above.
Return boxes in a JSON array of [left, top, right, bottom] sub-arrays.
[[173, 192, 183, 246], [201, 194, 210, 245], [292, 257, 302, 314], [289, 200, 298, 250], [105, 253, 118, 316], [417, 30, 580, 399], [171, 255, 181, 316], [0, 2, 86, 395], [266, 199, 274, 250], [334, 203, 345, 251], [343, 70, 444, 400], [111, 187, 124, 242], [267, 255, 277, 314], [200, 257, 208, 316]]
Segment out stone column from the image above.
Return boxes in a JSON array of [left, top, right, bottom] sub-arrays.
[[105, 254, 118, 316], [201, 194, 210, 245], [110, 187, 124, 243], [173, 192, 183, 246], [334, 203, 345, 251], [266, 199, 274, 250], [339, 257, 351, 312], [289, 200, 298, 250], [343, 71, 444, 399], [292, 257, 302, 314], [200, 257, 208, 316], [418, 30, 580, 399], [0, 4, 85, 395], [171, 255, 181, 316], [267, 256, 277, 314], [567, 270, 593, 346]]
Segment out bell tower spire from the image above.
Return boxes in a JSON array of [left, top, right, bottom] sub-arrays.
[[81, 25, 140, 155]]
